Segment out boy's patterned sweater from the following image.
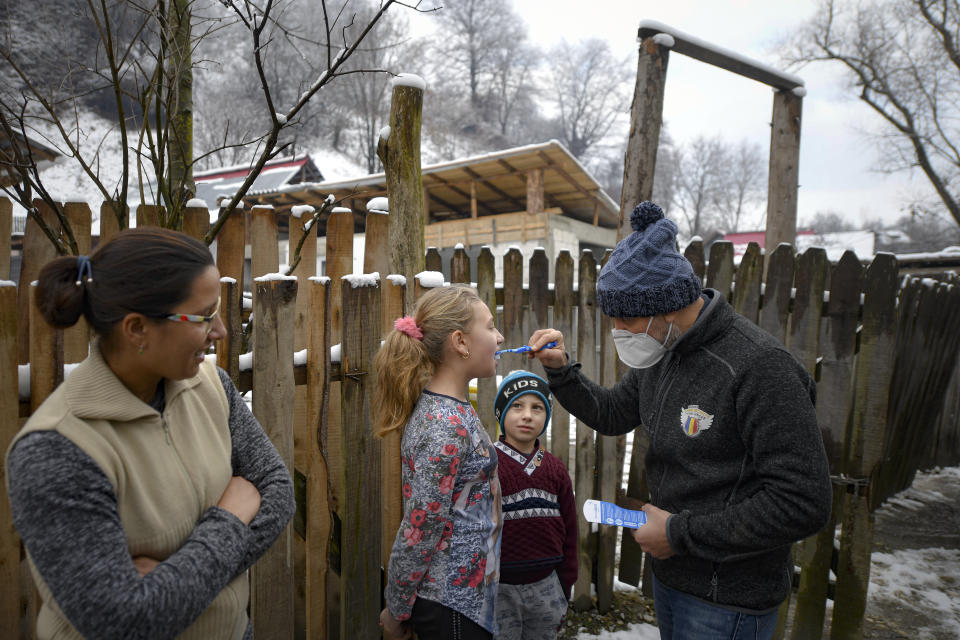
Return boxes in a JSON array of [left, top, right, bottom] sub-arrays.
[[385, 391, 503, 633], [495, 437, 577, 597]]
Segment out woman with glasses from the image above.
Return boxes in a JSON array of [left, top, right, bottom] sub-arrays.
[[5, 227, 294, 640]]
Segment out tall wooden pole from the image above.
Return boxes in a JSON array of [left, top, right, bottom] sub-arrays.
[[764, 89, 802, 253], [619, 37, 670, 241], [377, 75, 425, 311]]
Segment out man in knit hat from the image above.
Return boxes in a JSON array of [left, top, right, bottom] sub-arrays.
[[525, 202, 832, 639]]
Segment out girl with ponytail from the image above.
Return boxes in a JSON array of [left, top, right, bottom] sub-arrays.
[[377, 285, 505, 640]]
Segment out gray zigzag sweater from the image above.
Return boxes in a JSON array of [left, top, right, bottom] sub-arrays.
[[6, 368, 295, 639], [545, 289, 832, 612]]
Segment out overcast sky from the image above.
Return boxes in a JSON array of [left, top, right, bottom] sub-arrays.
[[409, 0, 927, 228]]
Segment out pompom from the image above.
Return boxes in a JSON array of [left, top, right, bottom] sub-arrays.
[[630, 201, 664, 232]]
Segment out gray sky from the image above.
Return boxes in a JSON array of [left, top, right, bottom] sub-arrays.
[[409, 0, 925, 228]]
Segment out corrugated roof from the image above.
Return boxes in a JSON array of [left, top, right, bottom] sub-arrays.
[[245, 140, 620, 228]]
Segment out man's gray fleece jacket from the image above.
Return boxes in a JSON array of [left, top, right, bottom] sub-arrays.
[[545, 289, 832, 613]]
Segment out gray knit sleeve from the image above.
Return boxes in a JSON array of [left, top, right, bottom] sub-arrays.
[[216, 367, 295, 573], [7, 431, 255, 640]]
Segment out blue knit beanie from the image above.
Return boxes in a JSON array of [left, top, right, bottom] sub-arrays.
[[494, 370, 551, 437], [596, 201, 701, 318]]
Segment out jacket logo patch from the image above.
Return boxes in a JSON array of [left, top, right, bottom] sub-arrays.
[[680, 405, 714, 437]]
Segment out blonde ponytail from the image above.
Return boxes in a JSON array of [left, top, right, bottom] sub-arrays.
[[375, 285, 482, 437]]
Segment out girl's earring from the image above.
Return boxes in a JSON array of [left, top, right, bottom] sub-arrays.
[[461, 351, 470, 360], [138, 344, 144, 355]]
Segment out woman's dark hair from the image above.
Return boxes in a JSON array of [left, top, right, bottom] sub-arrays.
[[36, 227, 215, 336]]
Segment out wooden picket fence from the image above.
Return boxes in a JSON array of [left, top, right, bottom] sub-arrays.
[[1, 196, 960, 640]]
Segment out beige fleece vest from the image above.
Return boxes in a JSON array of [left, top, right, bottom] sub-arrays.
[[10, 345, 248, 640]]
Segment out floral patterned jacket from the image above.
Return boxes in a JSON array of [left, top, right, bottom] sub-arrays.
[[384, 390, 503, 633]]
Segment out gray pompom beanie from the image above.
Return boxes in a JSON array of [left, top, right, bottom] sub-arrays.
[[596, 201, 701, 318]]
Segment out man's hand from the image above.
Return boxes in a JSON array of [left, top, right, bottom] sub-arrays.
[[379, 608, 412, 640], [528, 328, 567, 369], [631, 503, 676, 560]]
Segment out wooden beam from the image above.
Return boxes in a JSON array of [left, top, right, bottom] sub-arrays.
[[526, 168, 544, 215], [426, 174, 497, 215], [462, 165, 525, 210], [424, 190, 465, 217], [470, 181, 478, 219], [637, 21, 803, 91]]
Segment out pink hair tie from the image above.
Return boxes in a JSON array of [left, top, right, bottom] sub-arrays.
[[394, 316, 423, 341]]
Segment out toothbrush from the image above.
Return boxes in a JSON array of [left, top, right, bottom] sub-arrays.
[[495, 340, 557, 358]]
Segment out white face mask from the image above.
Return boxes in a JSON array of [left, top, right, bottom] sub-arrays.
[[611, 317, 674, 369]]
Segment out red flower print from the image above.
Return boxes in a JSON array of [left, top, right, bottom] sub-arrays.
[[442, 443, 459, 456], [442, 520, 454, 539], [408, 571, 423, 581], [452, 491, 461, 503], [457, 404, 466, 413], [458, 566, 468, 574], [449, 457, 461, 475], [434, 538, 448, 552], [410, 509, 427, 527], [439, 474, 455, 494], [425, 413, 434, 420], [473, 492, 482, 501], [448, 414, 462, 425], [402, 483, 412, 498], [427, 501, 441, 513], [403, 526, 423, 547], [456, 426, 467, 437], [453, 578, 463, 586], [467, 567, 485, 588]]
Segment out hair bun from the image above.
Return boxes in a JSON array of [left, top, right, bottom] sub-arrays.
[[630, 201, 664, 232]]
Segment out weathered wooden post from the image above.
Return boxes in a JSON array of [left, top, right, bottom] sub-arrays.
[[380, 276, 405, 571], [18, 200, 59, 364], [831, 254, 898, 640], [29, 281, 63, 413], [339, 274, 382, 640], [0, 282, 19, 640], [251, 274, 297, 640], [476, 248, 497, 439], [573, 250, 598, 612], [182, 200, 210, 242], [250, 205, 279, 280], [451, 245, 470, 284], [63, 202, 92, 363], [305, 276, 331, 640], [619, 33, 670, 236], [786, 248, 834, 640], [528, 248, 549, 380], [765, 89, 803, 253], [136, 204, 164, 228], [731, 242, 762, 323], [758, 243, 795, 344], [705, 241, 734, 301], [550, 250, 574, 466], [377, 73, 426, 312], [217, 276, 242, 385], [424, 247, 442, 273], [0, 197, 11, 280], [501, 247, 524, 373], [99, 202, 125, 244], [215, 204, 246, 293], [596, 251, 619, 614]]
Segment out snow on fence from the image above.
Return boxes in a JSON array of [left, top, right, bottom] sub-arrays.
[[1, 196, 960, 640]]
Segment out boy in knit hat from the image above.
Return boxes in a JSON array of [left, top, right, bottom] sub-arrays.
[[524, 202, 832, 640], [492, 371, 577, 640]]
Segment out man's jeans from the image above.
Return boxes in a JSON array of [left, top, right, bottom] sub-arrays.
[[652, 574, 778, 640]]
